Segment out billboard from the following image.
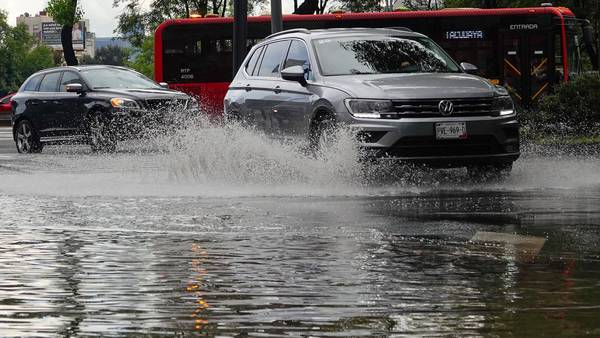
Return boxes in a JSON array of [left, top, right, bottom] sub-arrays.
[[41, 21, 86, 50]]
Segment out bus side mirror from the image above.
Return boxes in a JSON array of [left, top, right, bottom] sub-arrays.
[[281, 66, 308, 86], [461, 62, 479, 75]]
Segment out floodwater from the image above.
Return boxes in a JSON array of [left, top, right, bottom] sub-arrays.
[[1, 124, 600, 336]]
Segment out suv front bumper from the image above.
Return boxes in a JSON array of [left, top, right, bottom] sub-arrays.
[[349, 115, 520, 167]]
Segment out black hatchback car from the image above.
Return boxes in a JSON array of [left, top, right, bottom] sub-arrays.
[[11, 65, 197, 153]]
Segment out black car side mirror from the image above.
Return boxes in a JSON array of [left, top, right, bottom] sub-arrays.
[[66, 83, 84, 93], [460, 62, 479, 75], [281, 66, 308, 86]]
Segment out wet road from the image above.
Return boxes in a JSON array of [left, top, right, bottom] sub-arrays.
[[1, 126, 600, 336]]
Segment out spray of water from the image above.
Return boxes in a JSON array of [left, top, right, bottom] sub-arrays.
[[160, 117, 365, 188], [2, 111, 600, 198]]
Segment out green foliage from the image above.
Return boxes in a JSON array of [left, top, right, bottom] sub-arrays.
[[113, 0, 266, 48], [126, 37, 154, 78], [81, 45, 131, 66], [0, 11, 55, 96], [46, 0, 84, 26], [338, 0, 382, 12], [523, 74, 600, 136]]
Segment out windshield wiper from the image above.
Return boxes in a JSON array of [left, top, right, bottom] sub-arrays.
[[349, 69, 375, 75]]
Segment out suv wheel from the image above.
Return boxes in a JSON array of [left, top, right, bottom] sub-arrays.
[[467, 163, 512, 182], [309, 113, 336, 153], [15, 120, 43, 154], [89, 113, 117, 153]]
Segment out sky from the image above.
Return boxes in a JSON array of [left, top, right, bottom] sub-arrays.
[[1, 0, 296, 37]]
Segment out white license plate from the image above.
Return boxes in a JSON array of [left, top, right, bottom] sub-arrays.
[[435, 122, 468, 140]]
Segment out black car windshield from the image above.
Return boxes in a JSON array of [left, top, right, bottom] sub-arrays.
[[313, 36, 461, 76], [81, 68, 161, 89]]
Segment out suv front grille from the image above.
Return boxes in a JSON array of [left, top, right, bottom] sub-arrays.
[[145, 98, 189, 111], [384, 135, 505, 157], [390, 98, 496, 118]]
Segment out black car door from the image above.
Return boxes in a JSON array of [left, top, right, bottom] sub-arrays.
[[35, 72, 62, 138], [56, 71, 88, 136]]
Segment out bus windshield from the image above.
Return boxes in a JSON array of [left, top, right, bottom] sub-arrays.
[[313, 36, 461, 76]]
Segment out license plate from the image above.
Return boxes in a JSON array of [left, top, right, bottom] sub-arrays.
[[435, 122, 468, 140]]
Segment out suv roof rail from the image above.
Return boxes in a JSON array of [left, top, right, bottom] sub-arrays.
[[265, 28, 311, 39], [386, 27, 413, 32]]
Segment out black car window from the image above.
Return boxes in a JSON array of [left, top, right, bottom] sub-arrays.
[[245, 46, 264, 76], [23, 74, 43, 92], [284, 40, 311, 78], [60, 72, 83, 92], [81, 68, 161, 89], [257, 40, 290, 78], [38, 72, 61, 92]]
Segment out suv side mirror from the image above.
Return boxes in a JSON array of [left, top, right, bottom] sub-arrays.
[[281, 66, 308, 86], [460, 62, 479, 75], [66, 83, 84, 93]]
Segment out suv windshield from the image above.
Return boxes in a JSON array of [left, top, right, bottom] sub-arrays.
[[81, 68, 161, 90], [314, 36, 461, 76]]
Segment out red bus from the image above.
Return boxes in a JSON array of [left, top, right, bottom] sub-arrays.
[[154, 6, 582, 113]]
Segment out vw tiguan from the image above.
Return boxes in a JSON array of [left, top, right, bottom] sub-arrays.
[[224, 28, 520, 178]]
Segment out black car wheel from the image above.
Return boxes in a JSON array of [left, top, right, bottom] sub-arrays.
[[15, 120, 43, 154], [89, 113, 117, 153], [467, 163, 512, 182]]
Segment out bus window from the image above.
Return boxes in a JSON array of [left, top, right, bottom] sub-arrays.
[[163, 35, 262, 83]]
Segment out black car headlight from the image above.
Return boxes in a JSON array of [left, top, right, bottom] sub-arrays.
[[345, 99, 394, 119], [110, 98, 140, 109], [492, 95, 515, 116]]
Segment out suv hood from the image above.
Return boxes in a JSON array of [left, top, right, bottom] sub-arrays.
[[323, 73, 495, 99]]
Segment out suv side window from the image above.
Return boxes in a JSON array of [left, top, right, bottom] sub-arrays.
[[60, 71, 83, 92], [284, 40, 311, 79], [245, 46, 264, 76], [23, 74, 43, 92], [257, 40, 290, 78], [38, 72, 61, 92]]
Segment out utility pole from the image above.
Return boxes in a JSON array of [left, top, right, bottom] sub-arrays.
[[271, 0, 283, 34], [233, 0, 248, 76]]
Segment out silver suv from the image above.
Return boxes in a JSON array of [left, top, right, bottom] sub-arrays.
[[224, 28, 519, 177]]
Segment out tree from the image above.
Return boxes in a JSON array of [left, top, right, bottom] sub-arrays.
[[0, 10, 54, 95], [126, 37, 154, 78], [113, 0, 267, 49], [94, 45, 131, 66], [47, 0, 84, 66], [336, 0, 382, 12]]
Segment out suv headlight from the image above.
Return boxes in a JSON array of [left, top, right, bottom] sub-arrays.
[[110, 98, 140, 109], [345, 99, 394, 119], [492, 95, 515, 116]]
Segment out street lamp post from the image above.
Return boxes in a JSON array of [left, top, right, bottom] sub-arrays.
[[271, 0, 283, 34], [233, 0, 248, 76]]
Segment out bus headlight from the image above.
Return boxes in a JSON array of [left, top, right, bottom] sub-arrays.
[[110, 98, 140, 109], [493, 96, 515, 116], [345, 99, 394, 119]]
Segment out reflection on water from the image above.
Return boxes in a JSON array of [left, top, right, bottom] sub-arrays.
[[1, 190, 600, 336], [1, 122, 600, 335]]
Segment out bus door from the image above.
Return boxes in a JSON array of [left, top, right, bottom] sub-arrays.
[[502, 33, 550, 106]]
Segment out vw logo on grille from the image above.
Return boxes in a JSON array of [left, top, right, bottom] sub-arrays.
[[438, 100, 454, 116]]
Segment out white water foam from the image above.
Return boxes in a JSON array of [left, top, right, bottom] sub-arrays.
[[1, 118, 600, 198]]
